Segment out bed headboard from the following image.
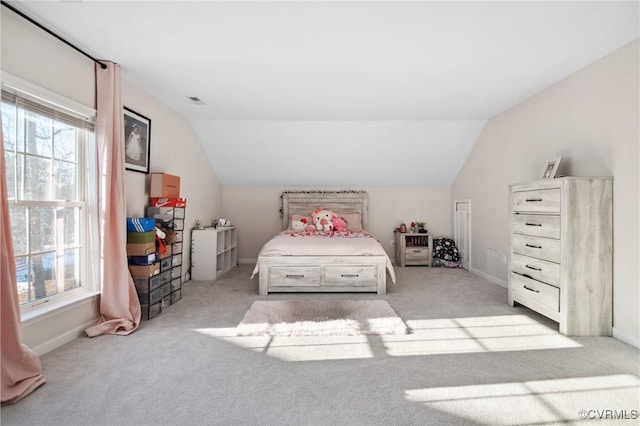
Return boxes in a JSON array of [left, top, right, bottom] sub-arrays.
[[281, 191, 369, 231]]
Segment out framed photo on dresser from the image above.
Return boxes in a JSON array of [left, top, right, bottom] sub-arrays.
[[541, 156, 562, 179]]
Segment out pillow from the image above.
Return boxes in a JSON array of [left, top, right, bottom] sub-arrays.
[[288, 214, 313, 230], [340, 212, 363, 231]]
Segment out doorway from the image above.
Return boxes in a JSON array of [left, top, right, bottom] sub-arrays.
[[454, 200, 470, 270]]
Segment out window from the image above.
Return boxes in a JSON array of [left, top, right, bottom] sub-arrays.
[[2, 77, 96, 308]]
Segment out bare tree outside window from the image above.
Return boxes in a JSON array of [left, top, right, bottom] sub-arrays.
[[2, 95, 88, 305]]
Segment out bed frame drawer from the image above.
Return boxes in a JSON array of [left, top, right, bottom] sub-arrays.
[[325, 266, 376, 287], [269, 266, 321, 287]]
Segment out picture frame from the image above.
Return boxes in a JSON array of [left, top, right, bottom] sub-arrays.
[[124, 107, 151, 174], [541, 156, 562, 179]]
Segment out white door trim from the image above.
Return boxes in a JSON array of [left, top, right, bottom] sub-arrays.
[[453, 199, 471, 270]]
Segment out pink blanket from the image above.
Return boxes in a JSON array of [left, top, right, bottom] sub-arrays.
[[251, 230, 396, 283]]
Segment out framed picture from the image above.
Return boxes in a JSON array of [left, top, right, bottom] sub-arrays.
[[541, 156, 562, 179], [124, 107, 151, 174]]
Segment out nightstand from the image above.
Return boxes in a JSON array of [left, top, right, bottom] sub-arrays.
[[395, 232, 432, 267]]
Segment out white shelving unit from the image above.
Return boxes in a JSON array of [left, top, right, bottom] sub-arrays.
[[191, 226, 237, 281]]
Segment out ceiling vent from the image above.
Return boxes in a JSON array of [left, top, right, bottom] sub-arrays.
[[188, 96, 206, 105]]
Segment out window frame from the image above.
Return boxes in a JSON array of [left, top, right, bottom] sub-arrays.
[[1, 71, 99, 317]]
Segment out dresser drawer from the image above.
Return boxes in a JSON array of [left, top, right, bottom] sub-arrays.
[[512, 214, 560, 239], [511, 273, 560, 321], [513, 189, 560, 213], [512, 234, 560, 264], [325, 266, 375, 287], [511, 253, 560, 287], [269, 266, 321, 287], [405, 247, 430, 260]]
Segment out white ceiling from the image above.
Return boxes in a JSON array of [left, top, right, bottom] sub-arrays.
[[7, 1, 639, 186]]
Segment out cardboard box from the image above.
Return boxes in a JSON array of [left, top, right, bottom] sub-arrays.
[[128, 252, 158, 266], [150, 173, 180, 198], [127, 230, 156, 244], [149, 198, 187, 208], [126, 241, 156, 257], [129, 263, 160, 278]]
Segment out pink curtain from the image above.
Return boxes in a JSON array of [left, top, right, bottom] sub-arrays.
[[1, 122, 46, 404], [85, 62, 141, 337]]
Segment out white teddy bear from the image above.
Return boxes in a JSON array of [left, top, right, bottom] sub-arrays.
[[291, 220, 307, 233]]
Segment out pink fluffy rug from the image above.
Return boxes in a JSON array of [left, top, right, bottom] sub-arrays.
[[236, 299, 408, 336]]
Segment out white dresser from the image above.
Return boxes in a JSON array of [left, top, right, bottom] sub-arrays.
[[508, 177, 613, 336]]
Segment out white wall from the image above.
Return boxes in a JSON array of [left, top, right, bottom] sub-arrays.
[[451, 40, 639, 347], [121, 78, 223, 276], [1, 7, 222, 354], [192, 120, 486, 187], [222, 186, 451, 262]]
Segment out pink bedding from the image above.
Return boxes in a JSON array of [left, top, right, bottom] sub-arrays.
[[251, 230, 396, 283]]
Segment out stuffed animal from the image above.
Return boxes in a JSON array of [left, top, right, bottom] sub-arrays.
[[291, 220, 307, 233], [331, 216, 347, 232], [313, 208, 335, 232], [301, 217, 316, 233]]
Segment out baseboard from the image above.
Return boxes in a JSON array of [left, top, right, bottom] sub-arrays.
[[31, 320, 97, 356], [239, 258, 257, 264], [469, 267, 508, 288], [612, 326, 640, 349]]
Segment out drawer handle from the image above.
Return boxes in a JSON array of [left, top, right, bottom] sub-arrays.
[[525, 222, 542, 227], [286, 274, 304, 278], [525, 264, 542, 271], [525, 243, 542, 249], [523, 285, 540, 293], [525, 198, 543, 202], [412, 250, 421, 253], [341, 274, 359, 278]]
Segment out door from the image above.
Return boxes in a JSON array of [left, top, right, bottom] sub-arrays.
[[454, 200, 470, 270]]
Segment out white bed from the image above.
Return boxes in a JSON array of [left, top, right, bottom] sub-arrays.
[[252, 191, 396, 295]]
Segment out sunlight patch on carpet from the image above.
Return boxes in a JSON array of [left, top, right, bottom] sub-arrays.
[[405, 375, 640, 425], [236, 300, 408, 336], [382, 315, 582, 356]]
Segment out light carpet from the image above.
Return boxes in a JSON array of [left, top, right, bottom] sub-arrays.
[[236, 299, 408, 336]]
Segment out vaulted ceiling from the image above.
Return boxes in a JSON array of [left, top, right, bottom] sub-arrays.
[[7, 1, 639, 186]]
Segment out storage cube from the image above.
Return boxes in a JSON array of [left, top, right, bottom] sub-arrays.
[[133, 274, 164, 293], [170, 289, 182, 305], [141, 302, 162, 320]]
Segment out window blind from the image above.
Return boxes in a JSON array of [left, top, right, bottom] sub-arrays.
[[1, 88, 95, 131]]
